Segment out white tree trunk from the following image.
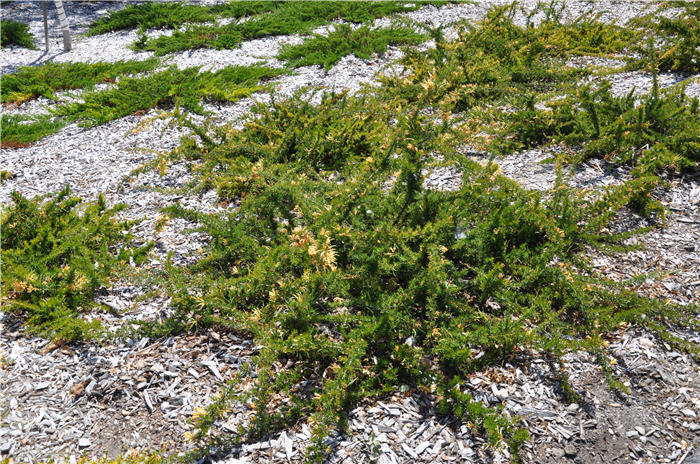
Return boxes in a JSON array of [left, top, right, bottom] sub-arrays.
[[42, 0, 49, 51], [54, 0, 71, 52]]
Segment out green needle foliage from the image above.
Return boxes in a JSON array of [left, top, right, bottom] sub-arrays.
[[152, 89, 697, 462], [1, 59, 160, 105], [631, 0, 700, 73], [0, 187, 148, 342], [54, 65, 285, 127], [1, 19, 36, 49], [1, 114, 67, 148], [278, 24, 428, 70], [3, 64, 284, 145], [87, 1, 283, 35], [140, 1, 443, 55], [380, 3, 634, 113], [496, 76, 700, 179]]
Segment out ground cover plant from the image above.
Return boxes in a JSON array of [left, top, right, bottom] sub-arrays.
[[138, 1, 443, 56], [54, 64, 285, 127], [4, 1, 699, 462], [1, 59, 160, 106], [378, 1, 698, 193], [379, 2, 635, 113], [1, 114, 67, 148], [0, 187, 148, 342], [2, 64, 284, 145], [145, 84, 700, 462], [630, 0, 700, 73], [88, 1, 283, 35], [1, 19, 36, 49], [278, 23, 428, 70], [496, 76, 700, 178]]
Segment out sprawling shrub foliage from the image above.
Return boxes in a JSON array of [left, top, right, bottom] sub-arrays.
[[379, 3, 633, 113], [1, 19, 35, 49], [1, 59, 160, 105], [0, 188, 148, 341], [138, 1, 442, 55], [497, 76, 700, 177], [631, 0, 700, 73], [151, 89, 698, 462], [5, 2, 699, 462], [88, 1, 282, 35], [278, 23, 427, 70], [1, 114, 67, 148]]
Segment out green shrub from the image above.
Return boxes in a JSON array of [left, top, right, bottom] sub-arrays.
[[1, 19, 36, 49], [141, 1, 443, 55], [630, 0, 700, 73], [278, 23, 427, 70], [54, 65, 285, 127], [0, 187, 149, 341], [3, 64, 284, 144], [379, 3, 633, 112], [1, 59, 160, 105], [496, 76, 700, 177], [88, 1, 282, 35], [150, 92, 697, 462], [1, 114, 67, 148]]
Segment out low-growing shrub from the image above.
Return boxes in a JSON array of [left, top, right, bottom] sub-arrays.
[[278, 23, 428, 70], [4, 64, 284, 144], [140, 1, 443, 55], [0, 187, 149, 341], [151, 92, 697, 462], [1, 114, 67, 148], [631, 0, 700, 73], [88, 1, 282, 35], [52, 65, 284, 127], [1, 59, 160, 105], [1, 19, 36, 49], [496, 76, 700, 177], [379, 3, 633, 112]]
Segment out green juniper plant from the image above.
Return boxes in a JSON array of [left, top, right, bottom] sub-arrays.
[[1, 114, 67, 148], [494, 74, 700, 180], [0, 187, 150, 342], [2, 63, 284, 145], [630, 0, 700, 73], [149, 89, 698, 462], [1, 59, 160, 106], [1, 64, 285, 145], [1, 19, 36, 49], [88, 1, 283, 36], [278, 23, 428, 70], [54, 65, 285, 127], [139, 1, 445, 55], [378, 2, 634, 113]]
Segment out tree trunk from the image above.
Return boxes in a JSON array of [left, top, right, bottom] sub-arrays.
[[42, 0, 49, 51], [53, 0, 71, 52]]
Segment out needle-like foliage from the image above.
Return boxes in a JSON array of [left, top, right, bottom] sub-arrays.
[[1, 19, 36, 49], [278, 24, 427, 70], [152, 88, 697, 462], [1, 187, 149, 342]]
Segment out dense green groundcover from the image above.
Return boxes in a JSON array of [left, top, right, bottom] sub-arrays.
[[1, 19, 35, 49], [150, 91, 698, 462], [54, 65, 285, 127], [380, 1, 699, 181], [1, 64, 285, 146], [2, 2, 699, 463], [87, 1, 283, 36], [278, 23, 428, 70], [0, 187, 149, 341], [134, 1, 445, 55], [1, 59, 161, 105]]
